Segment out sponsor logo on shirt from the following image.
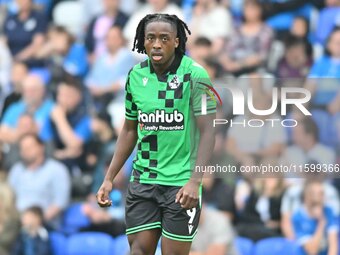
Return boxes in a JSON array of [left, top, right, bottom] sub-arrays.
[[138, 109, 184, 131]]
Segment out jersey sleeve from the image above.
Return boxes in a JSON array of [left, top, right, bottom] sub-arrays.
[[125, 71, 138, 120], [190, 64, 217, 116]]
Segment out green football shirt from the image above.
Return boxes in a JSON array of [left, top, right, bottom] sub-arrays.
[[125, 54, 216, 186]]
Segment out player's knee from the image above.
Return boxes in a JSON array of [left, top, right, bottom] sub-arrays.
[[130, 242, 153, 255]]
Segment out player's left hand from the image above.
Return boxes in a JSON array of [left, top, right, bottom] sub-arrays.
[[175, 179, 200, 209]]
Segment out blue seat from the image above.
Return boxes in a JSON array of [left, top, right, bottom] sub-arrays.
[[235, 236, 254, 255], [113, 235, 130, 255], [62, 203, 91, 234], [254, 237, 299, 255], [266, 12, 295, 30], [49, 232, 67, 255], [67, 232, 115, 255]]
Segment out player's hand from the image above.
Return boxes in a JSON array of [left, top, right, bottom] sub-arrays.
[[175, 179, 200, 209], [96, 180, 113, 207]]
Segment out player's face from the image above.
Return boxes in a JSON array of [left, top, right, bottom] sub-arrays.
[[144, 21, 179, 67]]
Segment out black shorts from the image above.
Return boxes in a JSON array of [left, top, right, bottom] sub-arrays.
[[125, 181, 201, 242]]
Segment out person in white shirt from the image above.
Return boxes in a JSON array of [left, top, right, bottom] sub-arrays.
[[188, 0, 233, 54], [123, 0, 183, 60]]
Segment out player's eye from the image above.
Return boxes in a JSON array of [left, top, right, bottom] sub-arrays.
[[162, 37, 169, 42], [146, 36, 154, 41]]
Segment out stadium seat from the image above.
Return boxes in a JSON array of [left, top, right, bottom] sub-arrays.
[[113, 235, 130, 255], [266, 12, 295, 31], [62, 203, 91, 234], [67, 232, 115, 255], [52, 0, 86, 39], [49, 232, 67, 255], [254, 237, 299, 255], [235, 236, 254, 255]]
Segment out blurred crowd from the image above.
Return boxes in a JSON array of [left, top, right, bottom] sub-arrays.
[[0, 0, 340, 254]]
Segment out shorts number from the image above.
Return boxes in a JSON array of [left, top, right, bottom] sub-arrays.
[[186, 208, 196, 224]]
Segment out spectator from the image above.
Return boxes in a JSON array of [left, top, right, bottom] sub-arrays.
[[202, 178, 236, 220], [123, 0, 183, 54], [3, 0, 47, 66], [290, 16, 310, 39], [1, 61, 27, 119], [190, 206, 237, 255], [12, 206, 51, 255], [80, 168, 126, 237], [305, 27, 340, 113], [188, 0, 233, 54], [0, 74, 53, 144], [281, 177, 339, 240], [85, 25, 135, 114], [2, 113, 39, 169], [236, 178, 285, 242], [276, 37, 312, 81], [287, 17, 313, 57], [0, 37, 12, 99], [280, 117, 336, 171], [188, 37, 212, 66], [37, 25, 88, 77], [315, 0, 340, 44], [85, 0, 129, 60], [218, 0, 274, 76], [292, 180, 338, 255], [8, 133, 71, 228], [0, 182, 20, 255], [42, 75, 92, 168]]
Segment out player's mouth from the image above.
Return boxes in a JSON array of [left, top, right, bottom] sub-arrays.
[[151, 53, 163, 62]]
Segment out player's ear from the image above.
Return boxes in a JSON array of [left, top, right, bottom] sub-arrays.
[[175, 38, 179, 48]]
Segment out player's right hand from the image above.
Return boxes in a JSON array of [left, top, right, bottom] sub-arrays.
[[96, 180, 113, 207]]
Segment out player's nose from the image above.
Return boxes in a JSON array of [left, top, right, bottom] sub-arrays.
[[152, 38, 162, 49]]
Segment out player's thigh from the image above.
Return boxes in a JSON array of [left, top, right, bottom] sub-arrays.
[[126, 182, 162, 233], [160, 186, 201, 254], [128, 228, 161, 255], [161, 236, 192, 255]]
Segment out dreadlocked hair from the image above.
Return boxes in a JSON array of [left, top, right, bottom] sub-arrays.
[[132, 13, 191, 55]]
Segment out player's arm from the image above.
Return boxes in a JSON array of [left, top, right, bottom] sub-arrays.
[[96, 118, 138, 207], [176, 113, 216, 209]]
